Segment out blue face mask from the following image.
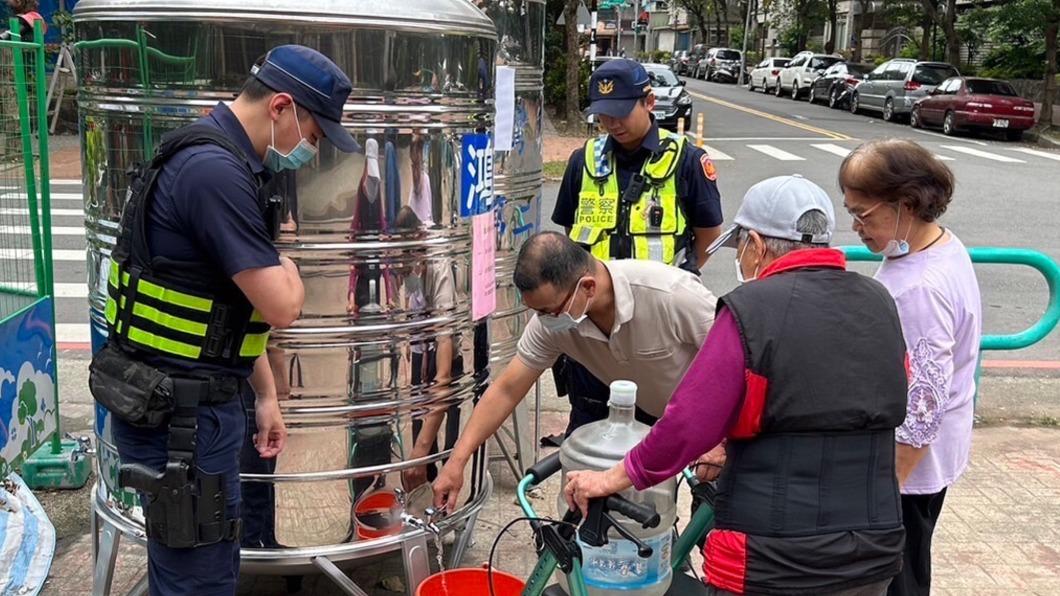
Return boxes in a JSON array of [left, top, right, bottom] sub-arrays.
[[264, 104, 318, 172]]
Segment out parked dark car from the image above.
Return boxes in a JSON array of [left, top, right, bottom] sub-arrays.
[[851, 59, 959, 121], [808, 62, 874, 108], [645, 63, 693, 131], [911, 77, 1037, 141], [686, 43, 708, 77], [670, 50, 692, 74]]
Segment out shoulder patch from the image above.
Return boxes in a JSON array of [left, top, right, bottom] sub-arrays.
[[700, 153, 718, 182]]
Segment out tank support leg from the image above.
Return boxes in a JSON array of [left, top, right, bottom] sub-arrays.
[[448, 507, 479, 568], [311, 556, 369, 596], [401, 532, 432, 596], [92, 513, 121, 596]]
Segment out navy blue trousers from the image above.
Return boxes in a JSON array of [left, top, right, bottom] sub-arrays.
[[112, 392, 246, 596]]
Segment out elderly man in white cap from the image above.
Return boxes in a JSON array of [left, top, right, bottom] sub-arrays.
[[564, 175, 911, 596]]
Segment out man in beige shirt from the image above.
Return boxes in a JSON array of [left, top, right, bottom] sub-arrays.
[[432, 231, 718, 511]]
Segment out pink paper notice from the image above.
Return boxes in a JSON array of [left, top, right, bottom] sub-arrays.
[[471, 212, 496, 321]]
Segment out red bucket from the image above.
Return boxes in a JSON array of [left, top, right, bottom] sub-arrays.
[[416, 567, 526, 596]]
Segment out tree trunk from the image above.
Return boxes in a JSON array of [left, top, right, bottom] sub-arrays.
[[1041, 8, 1058, 130], [564, 0, 581, 131], [943, 0, 960, 67], [713, 0, 723, 45], [919, 11, 932, 61]]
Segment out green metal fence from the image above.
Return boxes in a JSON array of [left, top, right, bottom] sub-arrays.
[[0, 18, 59, 480]]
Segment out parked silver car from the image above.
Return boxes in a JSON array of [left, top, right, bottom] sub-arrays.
[[776, 51, 842, 99], [748, 57, 791, 93], [850, 58, 960, 121]]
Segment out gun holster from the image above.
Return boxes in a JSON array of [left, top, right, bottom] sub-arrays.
[[119, 377, 241, 548]]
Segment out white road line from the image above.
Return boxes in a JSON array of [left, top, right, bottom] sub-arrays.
[[1009, 147, 1060, 162], [1, 192, 82, 201], [811, 143, 852, 158], [940, 145, 1026, 163], [933, 154, 955, 161], [51, 179, 84, 186], [0, 208, 83, 217], [700, 145, 734, 160], [0, 225, 85, 236], [0, 282, 88, 297], [0, 249, 86, 261], [747, 144, 805, 161], [57, 323, 91, 343]]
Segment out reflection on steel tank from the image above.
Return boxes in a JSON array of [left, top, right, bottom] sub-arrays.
[[478, 0, 545, 366], [75, 0, 497, 574]]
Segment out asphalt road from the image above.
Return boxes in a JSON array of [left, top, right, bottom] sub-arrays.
[[542, 75, 1060, 365], [17, 76, 1060, 365]]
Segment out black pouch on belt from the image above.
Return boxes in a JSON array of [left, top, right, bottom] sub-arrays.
[[89, 342, 175, 428]]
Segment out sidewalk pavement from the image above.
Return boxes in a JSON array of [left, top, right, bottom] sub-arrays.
[[34, 353, 1060, 595]]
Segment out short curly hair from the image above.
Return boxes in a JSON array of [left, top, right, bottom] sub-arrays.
[[838, 138, 954, 222]]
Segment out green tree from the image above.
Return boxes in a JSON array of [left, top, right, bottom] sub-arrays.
[[772, 0, 827, 54]]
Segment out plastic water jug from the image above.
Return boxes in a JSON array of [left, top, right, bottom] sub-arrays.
[[558, 381, 677, 595]]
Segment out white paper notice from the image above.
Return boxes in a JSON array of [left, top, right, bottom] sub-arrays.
[[494, 66, 516, 152]]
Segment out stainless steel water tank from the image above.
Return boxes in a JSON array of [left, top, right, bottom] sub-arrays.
[[74, 0, 497, 574], [479, 0, 545, 366]]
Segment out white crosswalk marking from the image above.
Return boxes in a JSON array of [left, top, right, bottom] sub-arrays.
[[57, 323, 91, 343], [0, 207, 83, 217], [747, 144, 805, 161], [699, 144, 734, 160], [1, 192, 82, 201], [0, 282, 88, 297], [811, 143, 852, 158], [1, 225, 85, 236], [940, 145, 1025, 163], [0, 249, 86, 261], [1009, 147, 1060, 162], [51, 179, 84, 186]]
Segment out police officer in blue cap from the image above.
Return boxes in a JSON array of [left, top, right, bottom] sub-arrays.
[[549, 58, 725, 434], [91, 45, 359, 594]]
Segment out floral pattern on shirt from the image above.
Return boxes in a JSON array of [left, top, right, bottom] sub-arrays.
[[896, 337, 949, 448]]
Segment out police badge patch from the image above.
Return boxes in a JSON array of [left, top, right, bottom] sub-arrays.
[[700, 153, 718, 181]]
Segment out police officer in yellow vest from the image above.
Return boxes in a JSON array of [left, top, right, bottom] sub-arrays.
[[551, 58, 724, 434]]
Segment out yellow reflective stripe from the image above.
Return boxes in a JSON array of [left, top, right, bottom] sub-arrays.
[[131, 302, 208, 337], [126, 327, 202, 359], [105, 296, 117, 325], [136, 278, 213, 312], [250, 310, 266, 323], [109, 260, 119, 289], [590, 240, 612, 262], [239, 332, 269, 358]]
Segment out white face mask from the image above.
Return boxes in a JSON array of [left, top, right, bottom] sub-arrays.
[[874, 206, 911, 258], [735, 240, 759, 284], [539, 281, 592, 333]]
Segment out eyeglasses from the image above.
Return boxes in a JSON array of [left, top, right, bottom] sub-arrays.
[[846, 201, 891, 226], [534, 274, 589, 317]]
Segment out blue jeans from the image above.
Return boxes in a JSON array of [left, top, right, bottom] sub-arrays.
[[112, 393, 246, 596]]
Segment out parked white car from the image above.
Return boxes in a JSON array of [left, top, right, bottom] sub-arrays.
[[776, 51, 842, 99], [748, 57, 791, 93]]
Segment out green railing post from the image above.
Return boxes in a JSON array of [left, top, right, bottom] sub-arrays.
[[841, 245, 1060, 404]]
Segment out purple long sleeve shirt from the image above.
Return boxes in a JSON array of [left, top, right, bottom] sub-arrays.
[[624, 307, 746, 490]]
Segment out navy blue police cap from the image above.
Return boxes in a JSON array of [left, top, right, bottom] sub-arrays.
[[587, 59, 653, 119], [251, 45, 360, 153]]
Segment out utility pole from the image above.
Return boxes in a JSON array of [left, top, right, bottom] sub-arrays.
[[739, 0, 754, 85]]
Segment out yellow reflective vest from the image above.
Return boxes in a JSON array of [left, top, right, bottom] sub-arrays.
[[569, 129, 689, 264]]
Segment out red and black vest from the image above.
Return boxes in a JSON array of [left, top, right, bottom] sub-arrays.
[[705, 249, 909, 595]]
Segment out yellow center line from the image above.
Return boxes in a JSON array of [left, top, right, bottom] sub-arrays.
[[688, 91, 852, 141]]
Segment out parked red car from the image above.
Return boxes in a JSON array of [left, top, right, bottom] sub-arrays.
[[911, 77, 1037, 141]]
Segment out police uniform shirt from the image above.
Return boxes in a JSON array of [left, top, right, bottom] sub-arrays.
[[551, 120, 724, 236], [142, 102, 281, 378]]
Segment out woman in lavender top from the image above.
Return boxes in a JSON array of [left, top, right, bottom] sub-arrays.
[[840, 139, 982, 596]]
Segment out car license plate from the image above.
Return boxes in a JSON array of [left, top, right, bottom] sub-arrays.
[[992, 119, 1009, 128], [653, 110, 666, 120]]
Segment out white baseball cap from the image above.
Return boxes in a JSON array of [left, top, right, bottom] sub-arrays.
[[707, 175, 836, 255]]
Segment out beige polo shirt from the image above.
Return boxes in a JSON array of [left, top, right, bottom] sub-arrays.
[[517, 260, 717, 417]]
